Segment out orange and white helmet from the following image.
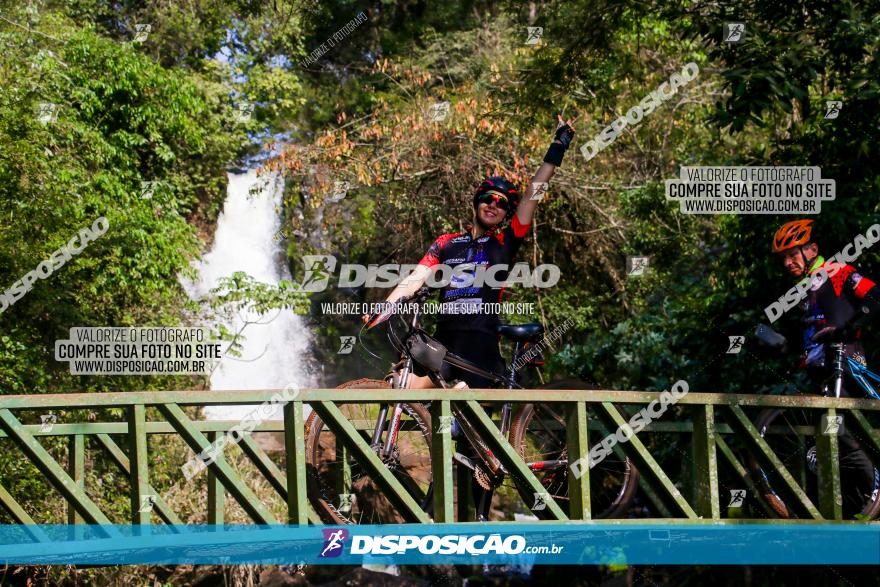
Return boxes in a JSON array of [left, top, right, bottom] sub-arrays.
[[772, 219, 814, 253]]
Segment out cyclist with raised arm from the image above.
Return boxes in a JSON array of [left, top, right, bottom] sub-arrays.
[[771, 219, 880, 512], [367, 116, 575, 389], [364, 116, 575, 520]]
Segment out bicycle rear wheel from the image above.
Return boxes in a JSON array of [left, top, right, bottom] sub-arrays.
[[749, 408, 880, 519], [304, 378, 433, 524], [508, 380, 640, 519]]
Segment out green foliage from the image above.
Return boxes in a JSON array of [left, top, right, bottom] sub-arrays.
[[284, 0, 880, 400], [0, 4, 259, 527], [201, 271, 310, 358], [2, 0, 880, 548], [0, 13, 245, 393]]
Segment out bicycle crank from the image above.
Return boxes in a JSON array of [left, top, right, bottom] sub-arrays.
[[474, 463, 505, 490]]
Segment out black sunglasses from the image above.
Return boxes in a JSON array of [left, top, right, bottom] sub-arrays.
[[475, 192, 510, 211]]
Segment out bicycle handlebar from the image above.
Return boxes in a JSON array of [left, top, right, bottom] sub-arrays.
[[365, 286, 433, 328], [397, 286, 432, 305]]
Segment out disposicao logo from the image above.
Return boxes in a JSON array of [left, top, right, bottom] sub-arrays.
[[320, 528, 349, 558], [350, 534, 527, 555]]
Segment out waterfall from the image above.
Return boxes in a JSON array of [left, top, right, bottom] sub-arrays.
[[183, 169, 313, 421]]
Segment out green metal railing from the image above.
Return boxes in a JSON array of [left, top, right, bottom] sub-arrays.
[[0, 389, 879, 526]]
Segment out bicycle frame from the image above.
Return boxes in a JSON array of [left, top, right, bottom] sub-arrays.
[[847, 356, 880, 400], [826, 342, 880, 401], [372, 296, 532, 468]]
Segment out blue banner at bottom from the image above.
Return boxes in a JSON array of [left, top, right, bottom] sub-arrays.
[[1, 524, 879, 565]]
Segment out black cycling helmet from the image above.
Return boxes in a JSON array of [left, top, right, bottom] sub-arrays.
[[473, 176, 520, 220]]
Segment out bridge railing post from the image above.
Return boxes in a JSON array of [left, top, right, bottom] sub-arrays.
[[284, 400, 308, 525], [67, 434, 84, 526], [692, 404, 720, 519], [128, 404, 151, 525], [816, 407, 843, 520], [67, 434, 85, 541], [207, 431, 225, 524], [567, 401, 590, 520], [431, 400, 454, 522]]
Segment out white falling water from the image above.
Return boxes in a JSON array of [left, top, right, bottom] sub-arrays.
[[183, 169, 313, 421]]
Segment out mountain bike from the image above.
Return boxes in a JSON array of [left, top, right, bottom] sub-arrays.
[[746, 325, 880, 519], [304, 287, 639, 523]]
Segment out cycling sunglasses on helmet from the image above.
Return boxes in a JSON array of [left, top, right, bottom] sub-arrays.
[[475, 192, 510, 211]]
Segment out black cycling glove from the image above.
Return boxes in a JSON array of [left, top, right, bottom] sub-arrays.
[[543, 120, 575, 167]]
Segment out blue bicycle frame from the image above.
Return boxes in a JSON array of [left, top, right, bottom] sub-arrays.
[[847, 356, 880, 401]]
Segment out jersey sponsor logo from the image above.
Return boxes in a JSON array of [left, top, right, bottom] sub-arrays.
[[449, 263, 482, 288]]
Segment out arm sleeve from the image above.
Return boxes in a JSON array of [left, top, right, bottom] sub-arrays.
[[510, 215, 531, 239], [851, 273, 878, 300], [834, 266, 880, 330]]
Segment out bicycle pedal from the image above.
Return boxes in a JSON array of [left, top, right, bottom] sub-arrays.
[[453, 453, 473, 469]]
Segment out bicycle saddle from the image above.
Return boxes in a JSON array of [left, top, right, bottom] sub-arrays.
[[496, 323, 544, 342]]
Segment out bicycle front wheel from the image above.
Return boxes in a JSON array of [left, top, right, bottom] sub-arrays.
[[749, 408, 880, 519], [304, 378, 433, 524]]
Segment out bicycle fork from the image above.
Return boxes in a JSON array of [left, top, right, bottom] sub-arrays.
[[376, 356, 415, 458], [381, 403, 405, 459], [831, 343, 846, 399]]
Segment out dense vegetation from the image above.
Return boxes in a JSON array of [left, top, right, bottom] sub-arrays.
[[1, 0, 880, 584], [0, 0, 307, 534], [281, 0, 880, 396]]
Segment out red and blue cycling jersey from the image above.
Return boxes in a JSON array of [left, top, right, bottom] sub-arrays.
[[802, 257, 877, 368], [418, 216, 531, 334]]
